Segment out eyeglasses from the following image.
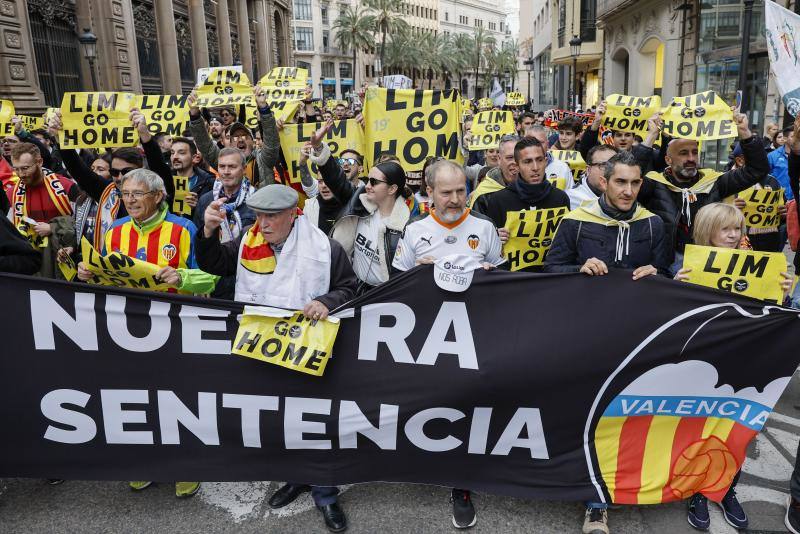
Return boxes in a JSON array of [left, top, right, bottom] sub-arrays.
[[120, 191, 155, 200], [338, 158, 358, 166], [110, 167, 137, 177], [368, 177, 388, 186]]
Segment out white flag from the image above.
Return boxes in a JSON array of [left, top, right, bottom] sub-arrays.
[[765, 0, 800, 116], [490, 78, 505, 107]]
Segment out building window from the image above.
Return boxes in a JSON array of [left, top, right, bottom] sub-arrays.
[[321, 5, 328, 24], [500, 21, 504, 31], [558, 0, 566, 48], [294, 0, 312, 21], [297, 60, 312, 71], [445, 11, 448, 21], [294, 27, 314, 51], [580, 0, 597, 42], [340, 62, 352, 78], [322, 61, 335, 77], [717, 12, 741, 36], [323, 29, 330, 52]]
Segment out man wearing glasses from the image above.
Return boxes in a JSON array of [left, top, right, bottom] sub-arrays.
[[567, 145, 618, 210], [337, 149, 364, 187]]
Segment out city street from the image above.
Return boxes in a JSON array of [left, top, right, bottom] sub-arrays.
[[2, 375, 799, 534]]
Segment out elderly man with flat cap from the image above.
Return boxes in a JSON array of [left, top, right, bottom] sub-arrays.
[[195, 183, 357, 532]]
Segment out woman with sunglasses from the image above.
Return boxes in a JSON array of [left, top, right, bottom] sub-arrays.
[[308, 121, 411, 292]]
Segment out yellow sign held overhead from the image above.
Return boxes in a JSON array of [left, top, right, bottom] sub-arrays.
[[503, 207, 568, 271], [59, 92, 138, 149], [469, 110, 516, 150], [279, 119, 365, 184], [601, 94, 662, 136], [135, 94, 190, 137], [172, 176, 192, 216], [80, 236, 176, 291], [231, 309, 340, 376], [662, 91, 736, 141], [683, 244, 787, 303], [363, 87, 463, 172], [506, 92, 525, 106], [195, 68, 254, 108], [0, 99, 14, 137]]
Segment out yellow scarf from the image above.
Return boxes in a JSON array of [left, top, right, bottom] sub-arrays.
[[645, 169, 722, 227], [12, 170, 72, 249]]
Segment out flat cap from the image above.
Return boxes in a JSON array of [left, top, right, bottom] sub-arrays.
[[246, 184, 299, 213]]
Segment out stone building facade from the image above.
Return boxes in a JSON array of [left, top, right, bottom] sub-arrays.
[[0, 0, 293, 113]]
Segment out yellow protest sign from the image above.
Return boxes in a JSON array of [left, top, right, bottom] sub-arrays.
[[737, 187, 784, 229], [0, 99, 15, 137], [80, 236, 175, 291], [601, 94, 662, 136], [477, 98, 493, 110], [279, 119, 365, 184], [506, 92, 525, 106], [461, 98, 472, 111], [172, 176, 191, 216], [195, 67, 254, 108], [57, 255, 77, 281], [683, 244, 787, 303], [469, 110, 516, 150], [18, 115, 44, 131], [258, 67, 309, 104], [243, 100, 300, 130], [59, 92, 138, 149], [547, 177, 569, 191], [363, 87, 464, 172], [662, 91, 735, 141], [231, 309, 340, 376], [135, 94, 190, 137], [503, 207, 568, 271], [550, 149, 586, 183]]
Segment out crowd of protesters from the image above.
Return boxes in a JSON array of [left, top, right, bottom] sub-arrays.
[[3, 82, 800, 534]]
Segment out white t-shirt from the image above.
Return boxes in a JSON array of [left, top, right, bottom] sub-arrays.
[[546, 157, 574, 190], [392, 210, 505, 271], [353, 211, 387, 286]]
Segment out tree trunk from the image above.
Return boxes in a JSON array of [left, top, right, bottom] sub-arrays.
[[353, 46, 358, 89], [379, 22, 388, 77], [474, 65, 479, 99]]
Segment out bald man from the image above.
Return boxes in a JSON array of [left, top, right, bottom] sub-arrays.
[[635, 111, 769, 273]]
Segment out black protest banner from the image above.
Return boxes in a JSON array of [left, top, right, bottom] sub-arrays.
[[0, 270, 797, 506]]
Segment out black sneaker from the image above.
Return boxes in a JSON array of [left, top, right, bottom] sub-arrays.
[[786, 496, 800, 534], [687, 494, 710, 531], [718, 487, 748, 529], [451, 489, 476, 529]]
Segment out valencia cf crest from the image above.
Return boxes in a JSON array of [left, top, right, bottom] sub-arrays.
[[467, 234, 480, 250], [161, 243, 177, 261]]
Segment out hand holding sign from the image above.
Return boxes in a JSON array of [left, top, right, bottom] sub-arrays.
[[253, 85, 268, 109], [33, 222, 51, 237], [303, 299, 329, 321], [310, 119, 334, 149], [203, 197, 228, 237], [155, 266, 182, 286], [130, 108, 151, 143], [76, 262, 93, 282], [47, 110, 63, 138], [591, 100, 606, 131]]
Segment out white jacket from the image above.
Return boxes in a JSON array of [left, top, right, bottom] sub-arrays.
[[567, 180, 600, 210]]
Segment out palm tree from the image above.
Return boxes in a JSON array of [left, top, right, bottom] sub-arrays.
[[383, 28, 414, 78], [363, 0, 408, 79], [470, 27, 495, 98], [332, 6, 375, 89], [451, 33, 472, 94]]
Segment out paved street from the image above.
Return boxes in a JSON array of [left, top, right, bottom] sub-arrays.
[[2, 373, 799, 534]]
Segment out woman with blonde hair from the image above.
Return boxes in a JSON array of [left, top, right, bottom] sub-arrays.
[[675, 202, 791, 531]]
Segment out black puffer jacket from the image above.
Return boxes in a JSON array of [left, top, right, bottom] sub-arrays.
[[638, 135, 769, 264]]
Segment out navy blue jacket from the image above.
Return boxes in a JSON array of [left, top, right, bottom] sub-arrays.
[[544, 214, 670, 275]]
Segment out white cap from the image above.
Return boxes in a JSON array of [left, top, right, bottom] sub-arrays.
[[433, 254, 481, 292]]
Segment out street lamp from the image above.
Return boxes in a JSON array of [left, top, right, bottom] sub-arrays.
[[569, 35, 582, 111], [523, 57, 534, 107], [737, 0, 755, 114], [78, 28, 98, 91]]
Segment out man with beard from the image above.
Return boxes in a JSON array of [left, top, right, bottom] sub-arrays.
[[391, 159, 503, 531], [338, 148, 364, 187], [168, 136, 215, 218], [637, 110, 768, 273]]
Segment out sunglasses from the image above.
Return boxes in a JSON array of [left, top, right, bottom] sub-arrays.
[[368, 177, 388, 186], [338, 158, 358, 166], [110, 167, 137, 177]]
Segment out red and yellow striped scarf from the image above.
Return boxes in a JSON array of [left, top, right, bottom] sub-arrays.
[[12, 170, 72, 249], [239, 222, 277, 274]]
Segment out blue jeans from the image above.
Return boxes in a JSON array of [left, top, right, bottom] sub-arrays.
[[791, 278, 800, 309], [585, 501, 608, 510], [311, 485, 339, 506]]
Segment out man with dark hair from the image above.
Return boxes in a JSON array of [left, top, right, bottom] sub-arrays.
[[516, 111, 537, 135], [338, 148, 364, 187], [169, 136, 215, 217], [473, 137, 570, 271], [546, 150, 668, 279], [553, 115, 584, 150]]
